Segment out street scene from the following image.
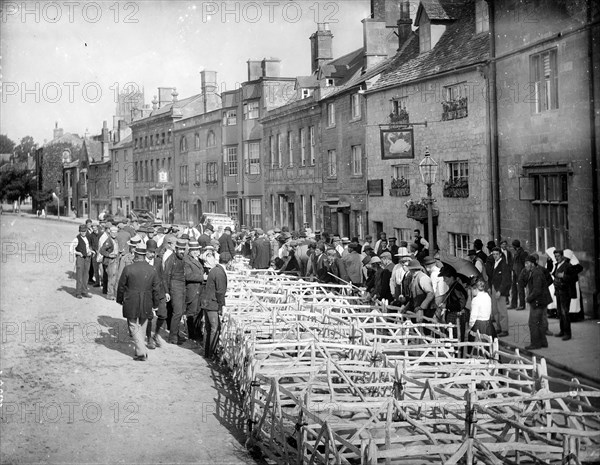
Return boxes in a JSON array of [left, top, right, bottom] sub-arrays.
[[1, 0, 600, 464]]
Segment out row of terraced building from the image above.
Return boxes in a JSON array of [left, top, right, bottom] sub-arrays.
[[69, 0, 599, 316]]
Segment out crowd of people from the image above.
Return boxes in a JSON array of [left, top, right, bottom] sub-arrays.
[[70, 219, 584, 359]]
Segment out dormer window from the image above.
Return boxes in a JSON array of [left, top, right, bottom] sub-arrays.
[[301, 88, 310, 99], [326, 78, 335, 87], [475, 0, 489, 33], [419, 18, 431, 53]]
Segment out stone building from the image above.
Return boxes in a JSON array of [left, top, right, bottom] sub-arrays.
[[261, 5, 403, 236], [85, 121, 113, 219], [173, 72, 223, 223], [110, 133, 133, 217], [261, 84, 323, 232], [129, 77, 220, 223], [491, 0, 600, 316], [365, 0, 492, 253], [221, 59, 296, 229]]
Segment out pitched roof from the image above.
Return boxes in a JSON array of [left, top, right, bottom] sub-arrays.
[[83, 139, 102, 163], [318, 48, 364, 85], [44, 132, 83, 148], [112, 134, 132, 150], [369, 0, 489, 92], [149, 93, 204, 118]]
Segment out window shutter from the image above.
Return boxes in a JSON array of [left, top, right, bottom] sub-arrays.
[[550, 49, 558, 109]]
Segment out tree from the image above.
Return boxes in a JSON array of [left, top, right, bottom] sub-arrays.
[[41, 141, 82, 193], [0, 134, 15, 155], [14, 136, 37, 164], [0, 166, 35, 203]]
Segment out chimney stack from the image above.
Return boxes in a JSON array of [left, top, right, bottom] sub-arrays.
[[309, 23, 333, 74], [363, 0, 405, 69], [397, 0, 412, 47], [101, 121, 110, 161], [261, 58, 281, 77], [247, 60, 262, 81], [158, 87, 175, 108], [201, 70, 219, 113]]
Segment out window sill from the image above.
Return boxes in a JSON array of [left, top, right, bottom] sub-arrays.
[[327, 124, 336, 129], [350, 174, 364, 178], [349, 116, 362, 123], [532, 109, 559, 116]]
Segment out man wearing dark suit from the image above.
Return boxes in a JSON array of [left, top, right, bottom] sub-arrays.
[[552, 249, 583, 341], [198, 224, 214, 248], [489, 247, 512, 337], [511, 239, 528, 309], [116, 244, 162, 361], [184, 240, 205, 343], [201, 253, 230, 358], [249, 229, 271, 269], [145, 239, 168, 348], [218, 226, 236, 258]]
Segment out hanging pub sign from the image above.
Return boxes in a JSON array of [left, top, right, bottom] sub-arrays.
[[380, 127, 414, 159]]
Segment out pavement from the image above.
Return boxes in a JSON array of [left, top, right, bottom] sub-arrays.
[[499, 306, 600, 385], [4, 207, 600, 386]]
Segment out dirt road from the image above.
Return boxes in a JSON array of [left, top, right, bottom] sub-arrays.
[[0, 215, 255, 464]]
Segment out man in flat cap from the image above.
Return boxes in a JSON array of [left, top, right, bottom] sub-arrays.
[[163, 239, 188, 345], [70, 224, 93, 299], [198, 224, 214, 248], [117, 244, 162, 361]]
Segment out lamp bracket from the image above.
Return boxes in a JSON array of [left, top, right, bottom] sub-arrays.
[[379, 121, 428, 128]]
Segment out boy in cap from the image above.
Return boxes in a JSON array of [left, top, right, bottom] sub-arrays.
[[70, 224, 92, 299]]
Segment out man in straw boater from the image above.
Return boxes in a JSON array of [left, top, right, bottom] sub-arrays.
[[117, 243, 162, 361], [201, 252, 230, 359], [163, 239, 188, 345], [69, 224, 93, 299]]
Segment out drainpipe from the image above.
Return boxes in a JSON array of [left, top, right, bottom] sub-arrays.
[[587, 1, 599, 318], [487, 0, 501, 243]]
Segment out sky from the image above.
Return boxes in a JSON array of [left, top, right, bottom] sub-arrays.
[[1, 0, 372, 146]]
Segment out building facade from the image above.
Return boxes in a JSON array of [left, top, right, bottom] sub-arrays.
[[221, 59, 296, 229], [261, 93, 323, 232], [365, 0, 492, 253], [173, 106, 223, 223], [492, 0, 600, 316], [111, 134, 133, 217]]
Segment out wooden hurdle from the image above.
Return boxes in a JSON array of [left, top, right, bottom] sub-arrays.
[[217, 271, 600, 464]]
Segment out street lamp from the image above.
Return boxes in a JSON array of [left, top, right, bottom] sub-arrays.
[[418, 147, 438, 256]]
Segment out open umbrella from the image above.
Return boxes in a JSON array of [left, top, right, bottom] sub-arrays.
[[441, 255, 480, 283]]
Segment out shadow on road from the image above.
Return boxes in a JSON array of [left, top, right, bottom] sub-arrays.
[[56, 285, 77, 297], [94, 315, 135, 358], [209, 360, 250, 442]]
